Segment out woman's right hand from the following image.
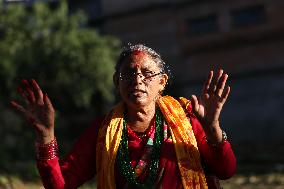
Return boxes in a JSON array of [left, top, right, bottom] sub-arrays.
[[11, 79, 55, 144]]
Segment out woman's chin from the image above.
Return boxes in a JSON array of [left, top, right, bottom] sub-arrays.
[[127, 94, 149, 107]]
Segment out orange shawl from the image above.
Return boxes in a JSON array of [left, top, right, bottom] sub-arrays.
[[96, 96, 208, 189]]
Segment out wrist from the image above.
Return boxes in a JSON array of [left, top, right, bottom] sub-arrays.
[[206, 130, 227, 147], [201, 118, 219, 128], [202, 120, 223, 144], [202, 119, 221, 135], [35, 137, 58, 160], [36, 132, 55, 144]]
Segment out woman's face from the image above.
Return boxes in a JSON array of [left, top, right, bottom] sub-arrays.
[[116, 51, 168, 109]]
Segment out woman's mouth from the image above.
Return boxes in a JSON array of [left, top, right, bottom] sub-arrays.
[[130, 89, 146, 97]]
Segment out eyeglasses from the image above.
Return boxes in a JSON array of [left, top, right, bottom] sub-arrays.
[[119, 71, 162, 83]]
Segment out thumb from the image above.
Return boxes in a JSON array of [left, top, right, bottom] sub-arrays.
[[43, 93, 54, 112], [191, 95, 199, 113]]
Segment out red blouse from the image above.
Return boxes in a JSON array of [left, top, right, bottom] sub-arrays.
[[37, 109, 236, 189]]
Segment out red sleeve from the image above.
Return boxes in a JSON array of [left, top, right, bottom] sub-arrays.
[[36, 117, 103, 189], [186, 103, 237, 180]]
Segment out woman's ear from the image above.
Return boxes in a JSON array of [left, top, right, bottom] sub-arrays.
[[159, 73, 168, 92]]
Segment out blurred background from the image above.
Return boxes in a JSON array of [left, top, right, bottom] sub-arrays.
[[0, 0, 283, 188]]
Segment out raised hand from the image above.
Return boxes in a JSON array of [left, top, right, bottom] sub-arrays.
[[191, 69, 230, 143], [10, 79, 55, 144]]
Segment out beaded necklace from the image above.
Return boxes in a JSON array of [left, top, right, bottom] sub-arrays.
[[117, 109, 163, 188]]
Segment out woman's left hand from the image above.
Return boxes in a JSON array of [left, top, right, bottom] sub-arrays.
[[191, 69, 230, 142]]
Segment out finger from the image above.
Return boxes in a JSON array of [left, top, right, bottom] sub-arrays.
[[21, 87, 35, 104], [209, 69, 223, 94], [22, 79, 32, 89], [202, 71, 213, 94], [11, 101, 40, 128], [10, 101, 40, 129], [31, 79, 44, 105], [190, 95, 199, 113], [22, 79, 36, 103], [26, 87, 36, 103], [10, 101, 26, 113], [17, 86, 30, 105], [220, 86, 231, 104], [43, 93, 54, 112], [215, 73, 228, 97], [208, 69, 223, 94], [10, 101, 27, 113]]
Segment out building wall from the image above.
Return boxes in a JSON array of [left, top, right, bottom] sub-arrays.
[[84, 0, 284, 165], [101, 0, 170, 15], [177, 0, 284, 80], [102, 8, 179, 61], [174, 0, 284, 165]]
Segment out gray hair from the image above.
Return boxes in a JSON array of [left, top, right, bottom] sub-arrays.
[[115, 43, 171, 80]]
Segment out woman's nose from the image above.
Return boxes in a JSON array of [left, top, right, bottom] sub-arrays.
[[133, 73, 144, 84]]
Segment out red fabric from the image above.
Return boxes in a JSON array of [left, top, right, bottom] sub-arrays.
[[37, 109, 236, 189]]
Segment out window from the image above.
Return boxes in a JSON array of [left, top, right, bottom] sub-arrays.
[[186, 14, 218, 36], [231, 5, 266, 28]]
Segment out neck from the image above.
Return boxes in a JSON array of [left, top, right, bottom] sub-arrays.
[[126, 102, 156, 132]]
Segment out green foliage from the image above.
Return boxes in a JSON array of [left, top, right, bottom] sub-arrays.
[[0, 0, 120, 110], [0, 0, 120, 179]]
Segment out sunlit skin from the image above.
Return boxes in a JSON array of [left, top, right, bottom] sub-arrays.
[[10, 51, 231, 145], [115, 52, 168, 133], [131, 50, 146, 68], [191, 69, 230, 143], [118, 53, 166, 106]]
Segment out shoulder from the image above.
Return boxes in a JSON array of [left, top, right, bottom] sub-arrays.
[[87, 116, 105, 135], [75, 116, 105, 143], [67, 116, 106, 155]]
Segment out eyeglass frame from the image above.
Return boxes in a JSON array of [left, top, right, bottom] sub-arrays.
[[119, 71, 163, 83]]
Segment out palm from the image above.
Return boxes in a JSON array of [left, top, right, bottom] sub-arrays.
[[11, 79, 55, 138], [191, 70, 230, 124], [27, 100, 54, 135]]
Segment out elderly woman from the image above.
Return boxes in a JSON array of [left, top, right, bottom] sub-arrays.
[[11, 44, 236, 189]]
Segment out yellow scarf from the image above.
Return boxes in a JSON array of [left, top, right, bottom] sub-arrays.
[[96, 96, 208, 189]]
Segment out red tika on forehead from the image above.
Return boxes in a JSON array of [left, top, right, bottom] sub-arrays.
[[132, 50, 145, 56], [130, 50, 148, 68]]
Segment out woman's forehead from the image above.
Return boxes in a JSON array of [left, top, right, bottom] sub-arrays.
[[121, 52, 159, 70]]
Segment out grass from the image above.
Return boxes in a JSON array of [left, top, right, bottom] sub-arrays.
[[220, 173, 284, 189], [1, 173, 284, 189]]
